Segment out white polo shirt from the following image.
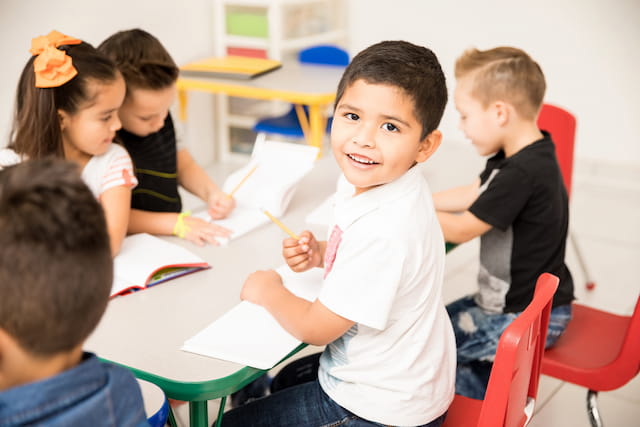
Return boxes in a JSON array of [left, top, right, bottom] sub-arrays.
[[318, 166, 456, 426]]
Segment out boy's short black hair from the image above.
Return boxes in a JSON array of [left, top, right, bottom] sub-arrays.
[[0, 159, 112, 356], [335, 40, 447, 140], [98, 28, 179, 92]]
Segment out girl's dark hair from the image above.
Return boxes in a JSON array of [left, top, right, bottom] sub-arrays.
[[8, 41, 120, 159], [335, 40, 448, 140], [98, 28, 179, 92]]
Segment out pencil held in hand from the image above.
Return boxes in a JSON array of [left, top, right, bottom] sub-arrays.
[[263, 210, 300, 240], [228, 165, 258, 197]]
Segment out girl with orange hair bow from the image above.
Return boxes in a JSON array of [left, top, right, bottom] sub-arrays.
[[1, 30, 137, 256]]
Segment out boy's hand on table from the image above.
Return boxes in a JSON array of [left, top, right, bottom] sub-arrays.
[[183, 216, 231, 246], [283, 230, 323, 272], [241, 269, 283, 306], [208, 191, 236, 219]]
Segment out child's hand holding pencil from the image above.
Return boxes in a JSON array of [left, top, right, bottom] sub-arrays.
[[207, 190, 236, 220], [282, 230, 325, 273], [260, 210, 325, 272], [207, 164, 257, 220]]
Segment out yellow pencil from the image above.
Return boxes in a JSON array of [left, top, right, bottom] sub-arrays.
[[263, 210, 300, 240], [228, 165, 258, 197]]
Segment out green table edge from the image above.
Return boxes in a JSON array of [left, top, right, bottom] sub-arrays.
[[99, 343, 307, 401]]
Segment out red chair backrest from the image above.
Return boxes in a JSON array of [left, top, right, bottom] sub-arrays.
[[537, 104, 577, 198], [478, 273, 559, 427]]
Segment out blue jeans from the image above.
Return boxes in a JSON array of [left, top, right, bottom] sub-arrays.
[[221, 379, 446, 427], [446, 296, 572, 400]]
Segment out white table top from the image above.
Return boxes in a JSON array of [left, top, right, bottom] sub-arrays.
[[85, 155, 341, 392]]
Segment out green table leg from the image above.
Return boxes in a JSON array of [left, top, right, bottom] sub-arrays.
[[168, 406, 178, 427], [189, 400, 209, 427], [214, 396, 227, 427]]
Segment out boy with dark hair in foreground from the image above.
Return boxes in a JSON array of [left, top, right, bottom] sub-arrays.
[[0, 159, 148, 426]]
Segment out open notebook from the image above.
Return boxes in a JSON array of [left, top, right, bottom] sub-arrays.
[[196, 137, 318, 244], [111, 233, 210, 297], [181, 265, 323, 369]]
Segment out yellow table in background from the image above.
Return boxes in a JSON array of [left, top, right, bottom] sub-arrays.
[[177, 60, 346, 156]]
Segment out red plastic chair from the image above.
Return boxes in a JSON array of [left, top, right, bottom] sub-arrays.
[[537, 103, 596, 291], [443, 273, 559, 427], [541, 296, 640, 427]]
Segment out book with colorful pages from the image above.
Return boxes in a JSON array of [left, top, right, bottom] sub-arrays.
[[110, 233, 210, 297]]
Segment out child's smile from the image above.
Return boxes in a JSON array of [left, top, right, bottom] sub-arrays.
[[331, 80, 431, 195], [346, 153, 379, 167]]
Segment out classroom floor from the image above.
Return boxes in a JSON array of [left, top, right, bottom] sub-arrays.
[[174, 138, 640, 426]]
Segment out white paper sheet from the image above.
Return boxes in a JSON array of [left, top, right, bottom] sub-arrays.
[[181, 266, 324, 369], [197, 138, 318, 244], [193, 206, 270, 245]]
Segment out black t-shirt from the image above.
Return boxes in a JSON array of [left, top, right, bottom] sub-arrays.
[[469, 132, 574, 313], [118, 114, 182, 213]]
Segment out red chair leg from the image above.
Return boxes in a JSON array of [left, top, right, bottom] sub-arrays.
[[569, 231, 596, 291]]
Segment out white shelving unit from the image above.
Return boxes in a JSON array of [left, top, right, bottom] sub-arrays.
[[212, 0, 346, 160]]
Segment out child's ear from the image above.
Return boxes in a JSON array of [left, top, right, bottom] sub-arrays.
[[415, 130, 442, 163], [494, 101, 510, 126], [57, 109, 69, 131]]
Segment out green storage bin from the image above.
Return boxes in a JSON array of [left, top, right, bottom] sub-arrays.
[[226, 11, 268, 38]]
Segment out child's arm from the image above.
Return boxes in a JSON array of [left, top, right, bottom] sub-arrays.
[[100, 186, 132, 256], [434, 178, 493, 243], [241, 269, 354, 345], [282, 230, 326, 272], [128, 209, 231, 246], [437, 210, 492, 244], [176, 148, 235, 219], [432, 178, 481, 212]]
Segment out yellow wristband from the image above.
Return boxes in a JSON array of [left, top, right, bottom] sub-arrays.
[[173, 211, 191, 238]]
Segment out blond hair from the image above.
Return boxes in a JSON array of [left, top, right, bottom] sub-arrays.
[[455, 47, 545, 120]]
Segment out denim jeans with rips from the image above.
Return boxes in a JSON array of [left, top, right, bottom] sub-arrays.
[[221, 379, 447, 427], [446, 295, 572, 400]]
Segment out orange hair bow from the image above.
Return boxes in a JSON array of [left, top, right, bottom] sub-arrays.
[[30, 30, 82, 88]]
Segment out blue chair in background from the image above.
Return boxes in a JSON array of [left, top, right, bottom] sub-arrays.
[[137, 378, 170, 427], [252, 45, 349, 143]]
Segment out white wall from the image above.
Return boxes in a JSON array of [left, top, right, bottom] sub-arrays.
[[0, 0, 218, 164], [1, 0, 639, 169], [346, 0, 640, 170]]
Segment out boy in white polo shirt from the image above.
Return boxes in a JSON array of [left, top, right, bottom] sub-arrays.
[[223, 40, 455, 427]]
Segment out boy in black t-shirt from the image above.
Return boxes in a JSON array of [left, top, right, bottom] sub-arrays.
[[99, 29, 234, 246], [433, 46, 574, 399]]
